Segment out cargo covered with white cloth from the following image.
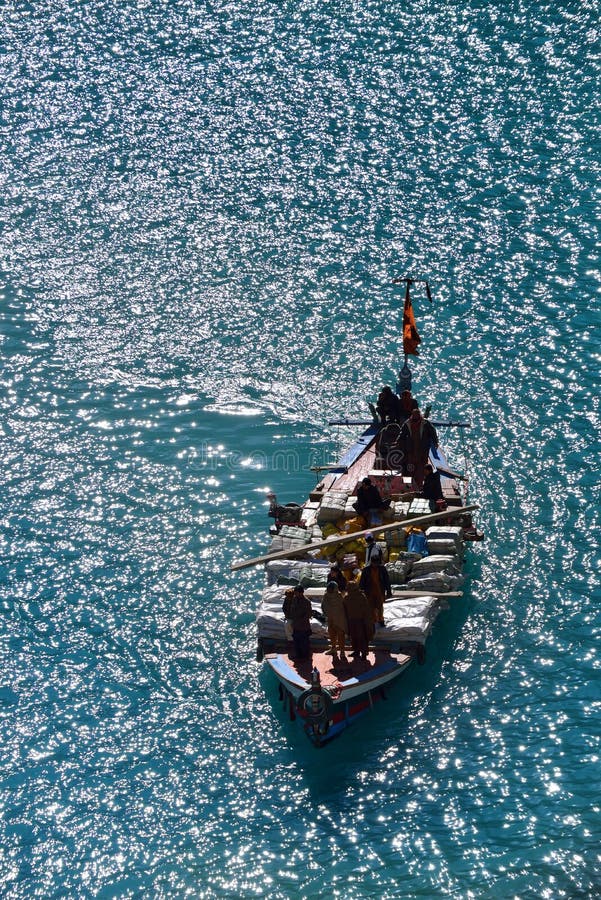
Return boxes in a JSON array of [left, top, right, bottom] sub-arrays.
[[256, 586, 443, 646]]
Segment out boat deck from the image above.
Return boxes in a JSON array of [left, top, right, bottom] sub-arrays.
[[324, 443, 377, 492], [320, 435, 461, 498], [266, 648, 412, 692]]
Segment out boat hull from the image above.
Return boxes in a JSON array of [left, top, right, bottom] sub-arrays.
[[265, 649, 412, 746]]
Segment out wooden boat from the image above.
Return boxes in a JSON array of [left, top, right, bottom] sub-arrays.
[[231, 278, 482, 747]]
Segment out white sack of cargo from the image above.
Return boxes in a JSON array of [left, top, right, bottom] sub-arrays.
[[381, 500, 410, 523], [383, 501, 410, 522], [426, 538, 464, 558], [255, 610, 287, 640], [344, 496, 358, 518], [317, 490, 349, 524], [411, 554, 461, 576], [375, 615, 432, 642], [426, 525, 464, 549], [301, 509, 317, 528], [265, 560, 331, 588], [279, 524, 313, 543], [408, 498, 431, 516], [405, 573, 464, 593], [268, 534, 311, 555], [374, 595, 441, 643], [265, 560, 298, 585], [259, 584, 289, 611], [387, 595, 440, 620], [295, 565, 330, 588]]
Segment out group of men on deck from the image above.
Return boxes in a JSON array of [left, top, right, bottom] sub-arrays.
[[375, 386, 439, 487], [282, 535, 392, 664]]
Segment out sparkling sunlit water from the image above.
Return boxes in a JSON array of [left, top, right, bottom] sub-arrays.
[[1, 1, 599, 897]]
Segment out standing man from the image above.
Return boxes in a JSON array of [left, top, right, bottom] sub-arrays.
[[360, 535, 392, 627], [283, 585, 317, 661], [344, 581, 373, 661], [321, 581, 348, 662], [422, 463, 445, 512], [398, 408, 438, 486]]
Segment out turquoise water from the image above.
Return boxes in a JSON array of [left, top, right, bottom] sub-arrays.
[[1, 0, 599, 896]]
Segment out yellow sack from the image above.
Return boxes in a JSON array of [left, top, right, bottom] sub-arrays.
[[321, 522, 340, 538], [339, 516, 367, 534]]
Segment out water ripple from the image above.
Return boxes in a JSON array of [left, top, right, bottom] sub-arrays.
[[1, 0, 600, 896]]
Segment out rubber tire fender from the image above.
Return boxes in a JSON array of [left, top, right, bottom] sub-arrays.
[[297, 687, 334, 725]]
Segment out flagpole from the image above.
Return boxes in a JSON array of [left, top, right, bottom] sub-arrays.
[[396, 275, 420, 394]]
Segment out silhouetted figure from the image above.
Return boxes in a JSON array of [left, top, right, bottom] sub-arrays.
[[422, 463, 445, 512], [398, 408, 439, 486], [359, 535, 392, 627], [343, 582, 373, 661], [376, 386, 402, 423], [353, 477, 391, 523]]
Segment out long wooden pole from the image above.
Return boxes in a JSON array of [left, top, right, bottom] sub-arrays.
[[328, 419, 471, 428], [302, 588, 463, 600], [230, 504, 479, 571]]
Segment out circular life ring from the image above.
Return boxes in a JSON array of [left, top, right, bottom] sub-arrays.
[[297, 687, 334, 725]]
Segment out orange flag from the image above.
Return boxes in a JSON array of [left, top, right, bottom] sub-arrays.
[[402, 282, 421, 356]]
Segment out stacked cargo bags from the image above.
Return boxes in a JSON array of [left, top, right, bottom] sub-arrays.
[[313, 522, 367, 563], [385, 526, 407, 550], [267, 524, 313, 555], [386, 553, 422, 584], [334, 538, 367, 563], [268, 534, 310, 554], [344, 496, 358, 519], [255, 584, 442, 646], [265, 507, 466, 594], [406, 554, 464, 591], [411, 555, 462, 577], [406, 567, 465, 592], [386, 500, 411, 520], [375, 595, 442, 644], [283, 566, 330, 589], [408, 498, 431, 516], [316, 490, 350, 524], [384, 532, 465, 591], [255, 586, 328, 643], [425, 525, 465, 557], [336, 516, 367, 534], [426, 539, 464, 557], [405, 572, 463, 593], [265, 559, 331, 587], [280, 524, 313, 542], [401, 525, 466, 592], [319, 522, 339, 539]]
